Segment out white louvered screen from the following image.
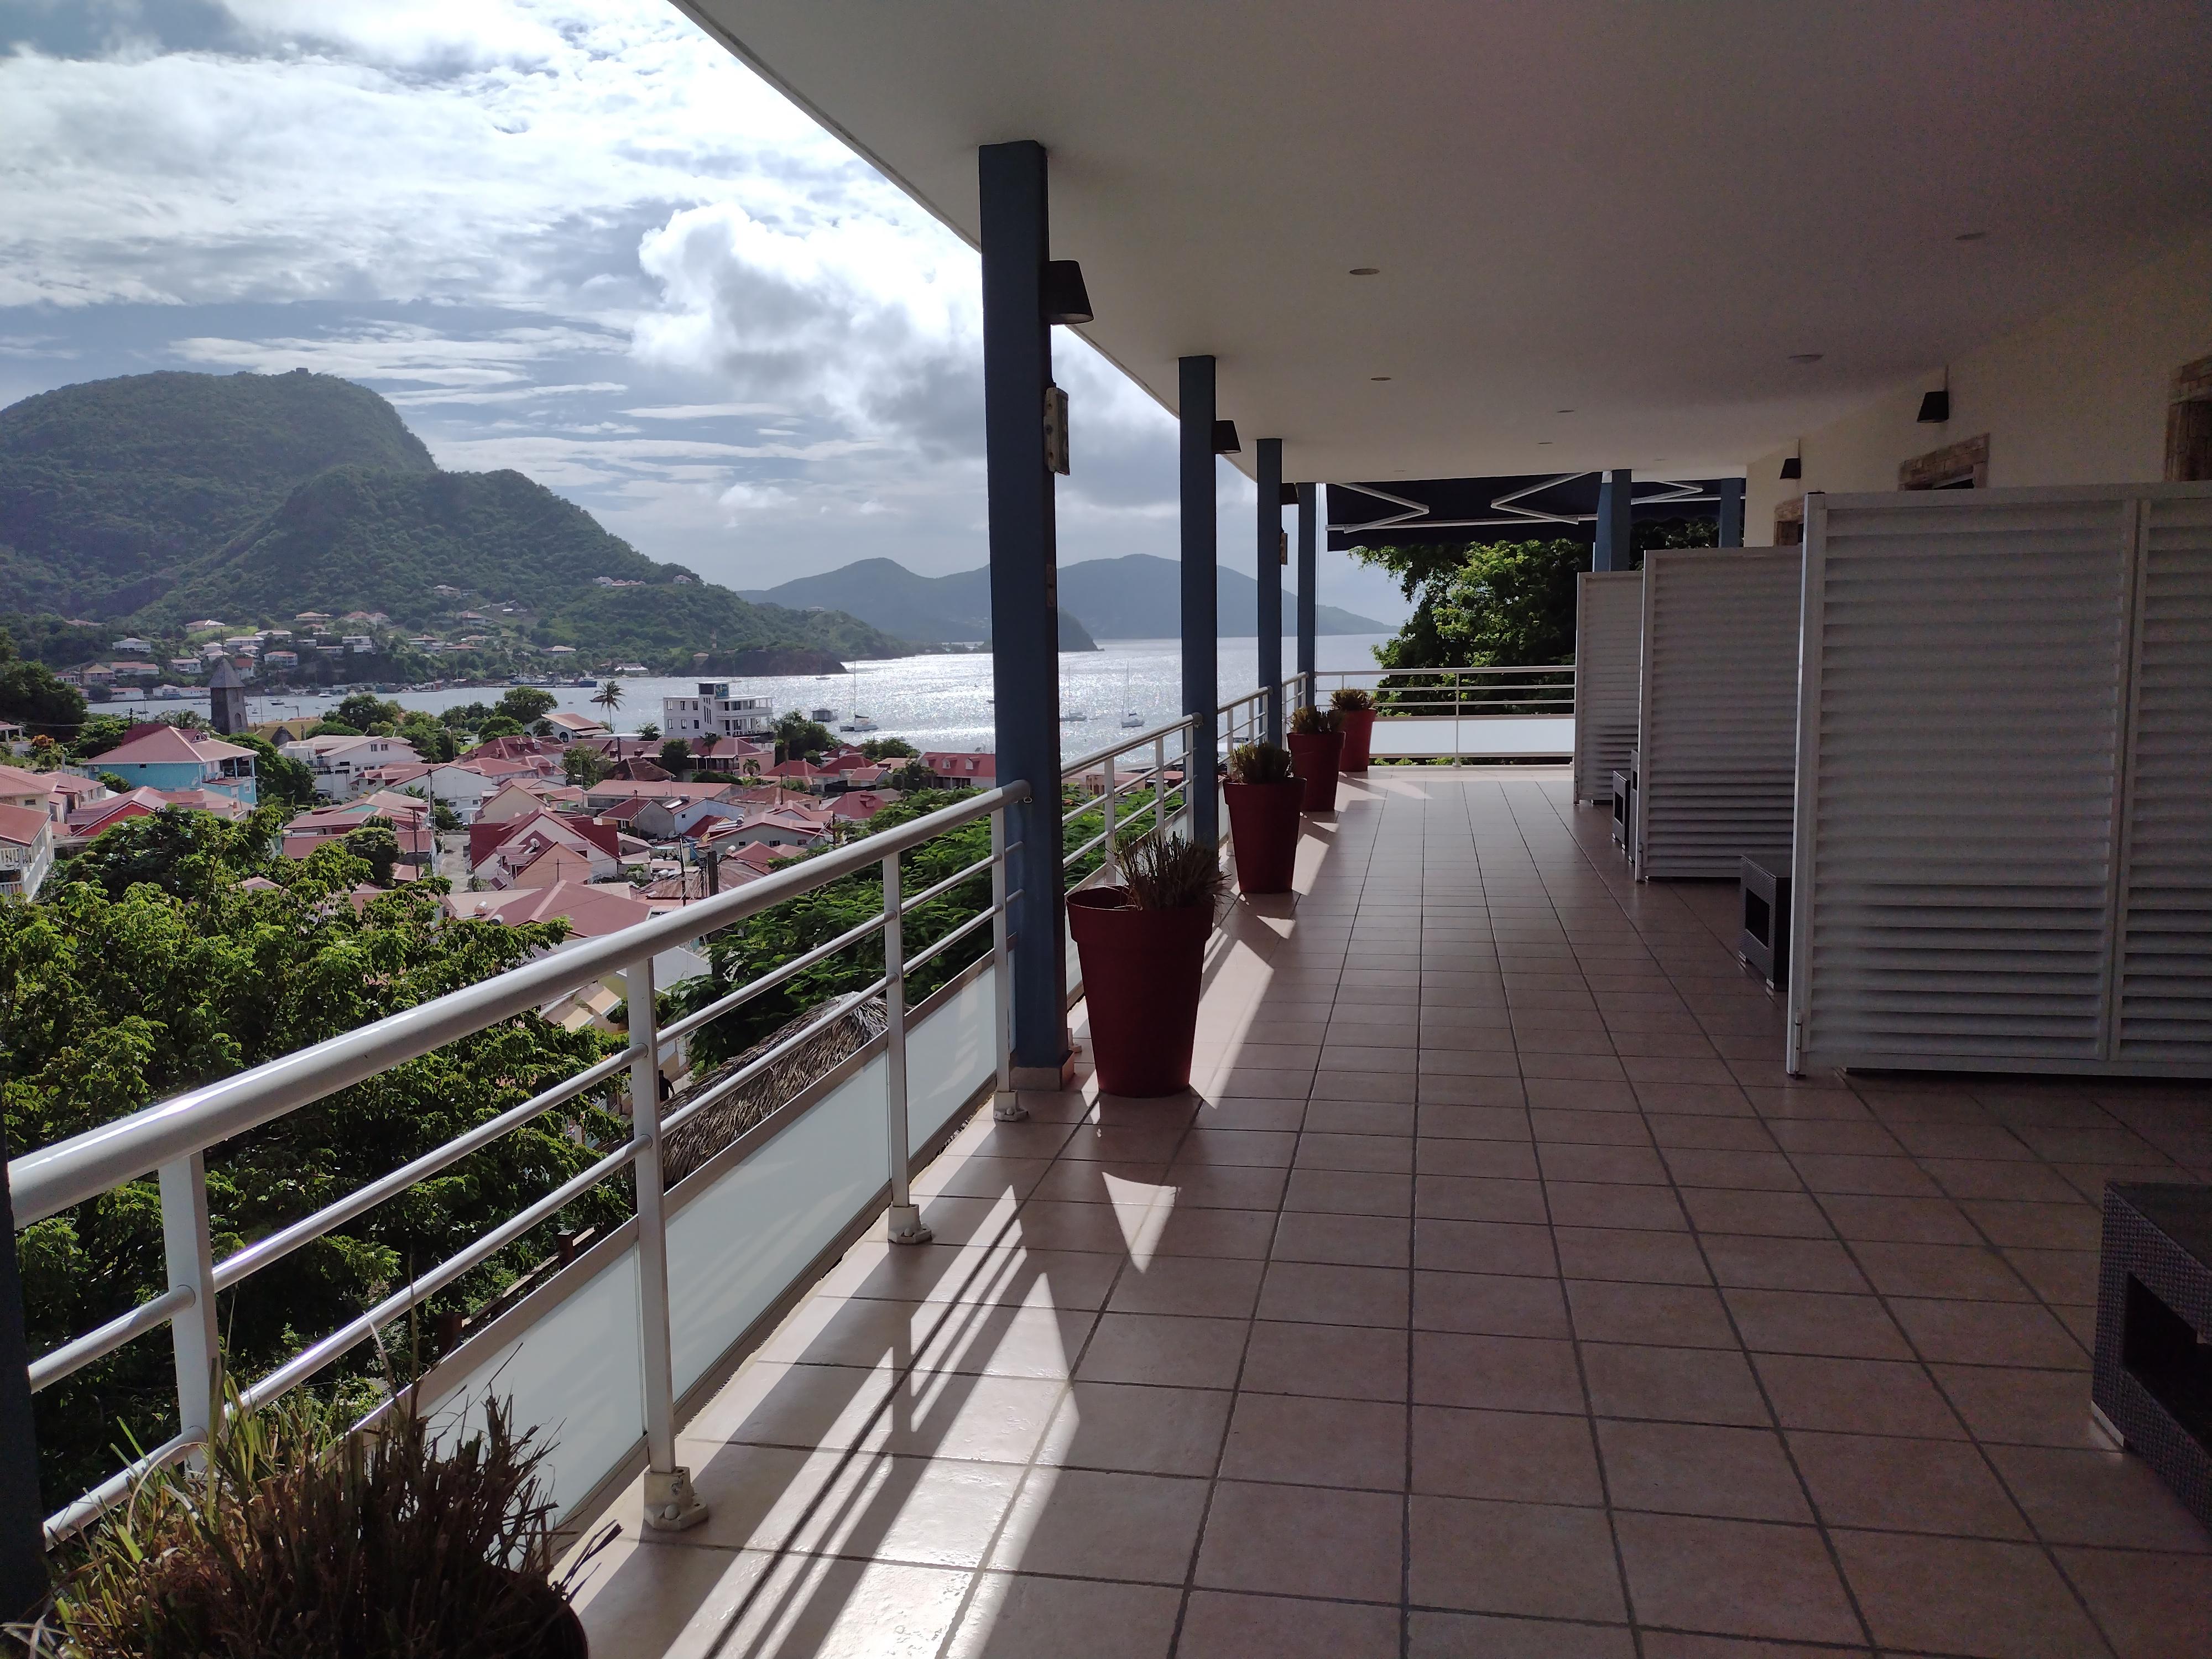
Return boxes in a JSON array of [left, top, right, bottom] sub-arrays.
[[1633, 550, 1801, 880], [1572, 572, 1642, 802], [2115, 495, 2212, 1066], [1790, 483, 2212, 1078]]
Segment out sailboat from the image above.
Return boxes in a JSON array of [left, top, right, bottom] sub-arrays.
[[1119, 667, 1143, 727], [837, 664, 878, 732]]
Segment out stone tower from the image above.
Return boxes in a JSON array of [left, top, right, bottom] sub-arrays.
[[208, 656, 248, 735]]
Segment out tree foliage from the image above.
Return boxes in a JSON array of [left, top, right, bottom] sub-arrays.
[[774, 713, 834, 761], [0, 626, 89, 738], [4, 818, 623, 1502], [561, 746, 609, 787], [494, 687, 556, 728]]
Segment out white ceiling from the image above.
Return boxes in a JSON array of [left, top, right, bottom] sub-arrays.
[[680, 1, 2212, 484]]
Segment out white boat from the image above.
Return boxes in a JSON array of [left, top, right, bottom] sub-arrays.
[[1120, 710, 1144, 728], [839, 714, 879, 733]]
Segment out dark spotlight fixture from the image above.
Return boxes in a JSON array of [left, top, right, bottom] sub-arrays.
[[1212, 420, 1240, 455], [1370, 375, 1392, 382], [1955, 229, 1989, 242], [1917, 366, 1950, 424], [1349, 267, 1380, 276], [1040, 260, 1093, 325], [1279, 483, 1300, 506], [1788, 352, 1824, 365], [1780, 452, 1802, 480]]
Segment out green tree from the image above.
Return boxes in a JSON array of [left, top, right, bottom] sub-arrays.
[[231, 733, 319, 812], [656, 738, 692, 775], [395, 712, 457, 763], [0, 627, 91, 738], [562, 745, 611, 787], [3, 833, 623, 1501], [636, 721, 660, 742], [473, 716, 524, 740], [859, 736, 918, 760], [70, 713, 132, 760], [71, 804, 283, 901], [1356, 538, 1589, 673], [307, 719, 362, 738], [774, 712, 833, 761], [495, 686, 556, 727], [591, 677, 624, 722], [341, 822, 403, 886], [333, 692, 402, 731]]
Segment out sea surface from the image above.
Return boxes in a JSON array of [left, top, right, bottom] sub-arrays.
[[101, 635, 1395, 754]]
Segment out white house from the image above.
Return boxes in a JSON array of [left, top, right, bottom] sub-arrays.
[[661, 682, 774, 742], [0, 804, 55, 902], [281, 734, 421, 800]]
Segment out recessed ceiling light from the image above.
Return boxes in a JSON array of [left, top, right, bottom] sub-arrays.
[[1370, 375, 1391, 382], [1554, 408, 1575, 415], [1788, 352, 1824, 364], [1955, 230, 1989, 242], [1537, 441, 1553, 446], [1349, 267, 1380, 276]]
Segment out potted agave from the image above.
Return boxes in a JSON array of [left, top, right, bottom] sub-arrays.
[[1068, 830, 1224, 1096], [19, 1381, 597, 1659], [1331, 686, 1378, 773], [1287, 703, 1345, 812], [1222, 740, 1302, 894]]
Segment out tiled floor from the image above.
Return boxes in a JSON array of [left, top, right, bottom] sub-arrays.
[[570, 769, 2212, 1658]]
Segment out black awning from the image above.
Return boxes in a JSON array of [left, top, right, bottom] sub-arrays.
[[1325, 473, 1728, 551]]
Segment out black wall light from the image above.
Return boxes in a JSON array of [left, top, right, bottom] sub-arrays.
[[1780, 451, 1803, 480], [1041, 260, 1093, 325], [1279, 482, 1300, 506], [1212, 420, 1241, 455], [1916, 367, 1950, 424]]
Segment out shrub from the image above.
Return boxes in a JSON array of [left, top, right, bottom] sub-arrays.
[[1117, 829, 1224, 912], [1329, 687, 1374, 712], [1227, 742, 1296, 784], [1288, 704, 1341, 736]]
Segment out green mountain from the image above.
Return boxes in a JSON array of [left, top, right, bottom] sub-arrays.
[[0, 370, 906, 669], [745, 552, 1386, 641], [0, 369, 435, 617]]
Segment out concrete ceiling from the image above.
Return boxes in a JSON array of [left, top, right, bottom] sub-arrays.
[[680, 1, 2212, 484]]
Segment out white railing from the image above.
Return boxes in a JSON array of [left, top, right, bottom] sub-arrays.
[[11, 782, 1030, 1546], [1301, 664, 1577, 762], [9, 696, 1274, 1553]]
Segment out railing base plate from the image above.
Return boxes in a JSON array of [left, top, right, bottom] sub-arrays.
[[886, 1206, 935, 1246], [641, 1466, 708, 1532], [992, 1091, 1030, 1123]]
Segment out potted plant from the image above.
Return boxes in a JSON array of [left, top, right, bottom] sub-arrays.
[[18, 1381, 597, 1658], [1331, 687, 1377, 773], [1286, 703, 1345, 812], [1067, 830, 1224, 1096], [1222, 741, 1302, 894]]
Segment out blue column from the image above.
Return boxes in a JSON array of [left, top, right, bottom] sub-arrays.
[[1, 1125, 45, 1622], [1297, 484, 1318, 709], [1180, 356, 1219, 847], [1594, 468, 1633, 572], [1718, 477, 1745, 547], [1256, 439, 1284, 747], [979, 140, 1068, 1087]]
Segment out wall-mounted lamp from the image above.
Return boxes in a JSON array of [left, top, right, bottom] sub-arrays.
[[1916, 367, 1950, 424], [1212, 420, 1241, 455], [1780, 451, 1803, 481], [1040, 260, 1093, 325]]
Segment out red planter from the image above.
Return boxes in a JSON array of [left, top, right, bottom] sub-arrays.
[[1287, 730, 1344, 812], [1224, 779, 1303, 894], [1068, 887, 1211, 1097], [1337, 707, 1377, 773]]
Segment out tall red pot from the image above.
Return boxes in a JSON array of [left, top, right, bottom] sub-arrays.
[[1068, 887, 1211, 1097], [1223, 779, 1303, 893], [1336, 707, 1377, 773], [1287, 730, 1344, 812]]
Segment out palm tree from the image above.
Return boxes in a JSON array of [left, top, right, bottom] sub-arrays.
[[592, 677, 624, 723]]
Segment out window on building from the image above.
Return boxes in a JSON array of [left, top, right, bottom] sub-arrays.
[[1900, 433, 1989, 491], [2167, 354, 2212, 482]]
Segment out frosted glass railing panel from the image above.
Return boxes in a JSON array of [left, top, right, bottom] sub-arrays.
[[437, 1248, 644, 1525], [1368, 715, 1574, 759], [906, 965, 999, 1155], [666, 1053, 889, 1399]]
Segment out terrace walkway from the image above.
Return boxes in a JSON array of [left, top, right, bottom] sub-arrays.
[[568, 769, 2212, 1658]]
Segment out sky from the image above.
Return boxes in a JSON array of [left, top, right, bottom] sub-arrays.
[[0, 0, 1410, 624]]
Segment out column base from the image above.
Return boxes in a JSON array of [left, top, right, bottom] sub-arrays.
[[1010, 1054, 1077, 1091], [641, 1465, 708, 1532]]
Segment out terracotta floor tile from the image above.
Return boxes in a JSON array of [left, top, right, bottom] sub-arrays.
[[1681, 1187, 1837, 1238], [1177, 1592, 1401, 1659], [1270, 1208, 1409, 1268], [1545, 1180, 1691, 1230], [1888, 1296, 2089, 1369], [1554, 1225, 1713, 1285], [1567, 1279, 1739, 1348], [1752, 1353, 1965, 1439], [1105, 1254, 1265, 1319], [1257, 1259, 1411, 1327], [1145, 1206, 1279, 1260], [1194, 1479, 1405, 1602], [1580, 1343, 1773, 1427], [1407, 1610, 1635, 1657], [1222, 1391, 1408, 1490], [1540, 1141, 1674, 1185], [1961, 1198, 2102, 1250], [1413, 1404, 1605, 1505], [1987, 1443, 2212, 1553], [1931, 1364, 2110, 1449], [1416, 1101, 1532, 1138], [1173, 1128, 1297, 1168], [1164, 1164, 1291, 1211], [1036, 1381, 1229, 1476], [1285, 1167, 1415, 1216], [1240, 1318, 1408, 1401], [1417, 1136, 1543, 1179], [988, 1466, 1208, 1583], [1723, 1288, 1912, 1360], [1613, 1512, 1861, 1644], [1789, 1429, 2030, 1537], [1699, 1233, 1866, 1293], [1297, 1130, 1416, 1173], [1833, 1529, 2107, 1658], [1415, 1217, 1559, 1276], [1412, 1330, 1584, 1413], [1415, 1269, 1572, 1338], [1076, 1312, 1248, 1389], [1408, 1494, 1627, 1621], [2053, 1547, 2212, 1659], [1597, 1418, 1811, 1522], [1305, 1099, 1418, 1136], [1818, 1193, 1981, 1245], [1851, 1240, 2036, 1302], [945, 1574, 1181, 1659]]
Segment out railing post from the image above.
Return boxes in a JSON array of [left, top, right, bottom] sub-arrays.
[[1297, 482, 1319, 711], [158, 1155, 219, 1458], [990, 809, 1025, 1121], [1154, 734, 1169, 841], [627, 955, 706, 1532], [1099, 755, 1119, 883], [881, 854, 932, 1245], [2, 1126, 47, 1622]]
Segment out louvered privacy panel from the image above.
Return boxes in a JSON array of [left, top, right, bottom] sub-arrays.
[[1633, 550, 1802, 880], [1572, 572, 1642, 802], [1788, 484, 2212, 1077]]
